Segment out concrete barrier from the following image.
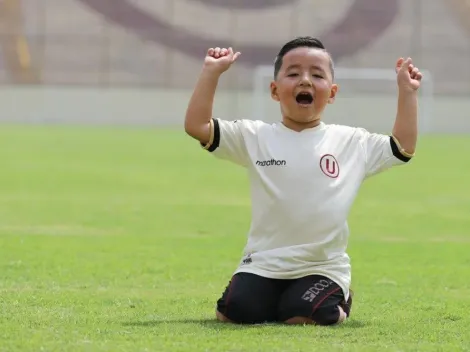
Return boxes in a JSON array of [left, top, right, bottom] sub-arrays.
[[0, 86, 468, 134]]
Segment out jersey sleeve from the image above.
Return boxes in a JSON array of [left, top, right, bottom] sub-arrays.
[[357, 128, 414, 178], [201, 118, 261, 167]]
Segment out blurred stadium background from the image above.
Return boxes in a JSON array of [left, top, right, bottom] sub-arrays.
[[0, 0, 469, 132]]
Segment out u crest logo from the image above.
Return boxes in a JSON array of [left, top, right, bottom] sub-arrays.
[[320, 154, 339, 179]]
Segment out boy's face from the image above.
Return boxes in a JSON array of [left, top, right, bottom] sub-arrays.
[[270, 47, 338, 126]]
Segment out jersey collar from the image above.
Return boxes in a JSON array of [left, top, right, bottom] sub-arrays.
[[278, 121, 326, 134]]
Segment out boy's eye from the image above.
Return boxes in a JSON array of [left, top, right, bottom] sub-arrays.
[[288, 73, 298, 77], [313, 74, 323, 79]]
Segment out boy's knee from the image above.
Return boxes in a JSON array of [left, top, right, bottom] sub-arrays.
[[217, 296, 268, 324], [216, 310, 234, 323], [216, 273, 280, 324]]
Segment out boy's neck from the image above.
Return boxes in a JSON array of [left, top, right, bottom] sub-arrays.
[[281, 116, 322, 132]]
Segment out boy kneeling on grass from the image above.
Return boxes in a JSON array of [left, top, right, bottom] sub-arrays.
[[184, 37, 422, 326]]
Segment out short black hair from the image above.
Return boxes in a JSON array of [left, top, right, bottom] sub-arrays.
[[273, 36, 335, 80]]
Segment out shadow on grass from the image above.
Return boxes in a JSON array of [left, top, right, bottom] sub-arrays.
[[122, 318, 367, 330], [123, 319, 257, 330]]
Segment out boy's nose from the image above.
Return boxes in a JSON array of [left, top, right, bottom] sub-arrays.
[[300, 79, 312, 87]]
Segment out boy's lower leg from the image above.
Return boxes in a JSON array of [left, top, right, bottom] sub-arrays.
[[284, 305, 347, 325], [216, 305, 348, 325]]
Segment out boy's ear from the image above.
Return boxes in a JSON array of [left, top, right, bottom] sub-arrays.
[[270, 81, 280, 102], [328, 84, 339, 104]]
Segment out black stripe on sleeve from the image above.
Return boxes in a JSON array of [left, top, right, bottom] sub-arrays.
[[207, 118, 220, 152], [200, 118, 221, 152], [390, 136, 412, 162]]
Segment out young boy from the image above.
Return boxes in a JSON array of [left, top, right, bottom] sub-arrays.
[[184, 37, 422, 326]]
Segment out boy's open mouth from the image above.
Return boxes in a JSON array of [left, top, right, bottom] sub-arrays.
[[295, 92, 314, 106]]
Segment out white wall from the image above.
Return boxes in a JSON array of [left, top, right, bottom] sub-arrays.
[[0, 86, 468, 134]]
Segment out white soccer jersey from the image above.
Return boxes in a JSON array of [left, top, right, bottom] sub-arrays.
[[202, 118, 411, 299]]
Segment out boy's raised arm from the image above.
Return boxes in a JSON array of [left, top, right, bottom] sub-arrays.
[[392, 57, 423, 157], [184, 47, 241, 146]]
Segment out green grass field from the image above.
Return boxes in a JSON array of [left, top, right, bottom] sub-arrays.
[[1, 125, 469, 352]]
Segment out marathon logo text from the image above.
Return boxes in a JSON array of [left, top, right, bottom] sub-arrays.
[[255, 159, 287, 167]]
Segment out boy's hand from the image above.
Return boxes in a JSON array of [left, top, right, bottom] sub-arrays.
[[203, 47, 241, 75], [396, 57, 423, 92]]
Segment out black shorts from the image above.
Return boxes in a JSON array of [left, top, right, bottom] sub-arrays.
[[216, 272, 352, 325]]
